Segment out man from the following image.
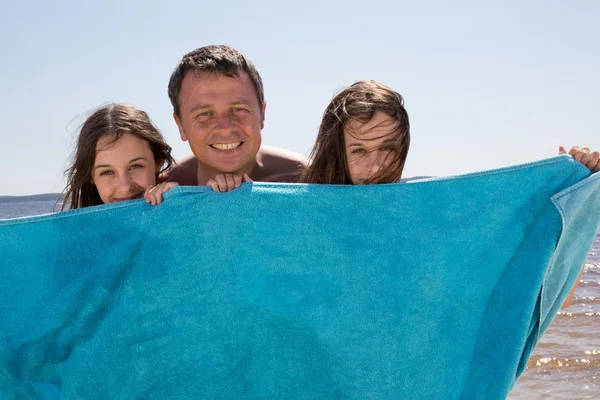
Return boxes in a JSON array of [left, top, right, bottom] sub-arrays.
[[161, 45, 306, 187]]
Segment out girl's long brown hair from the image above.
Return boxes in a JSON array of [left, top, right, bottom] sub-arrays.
[[301, 80, 410, 184], [62, 104, 175, 210]]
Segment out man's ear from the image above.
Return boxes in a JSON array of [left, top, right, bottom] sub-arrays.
[[260, 102, 267, 130], [174, 113, 188, 142]]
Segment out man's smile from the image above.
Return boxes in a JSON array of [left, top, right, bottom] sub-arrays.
[[210, 142, 244, 151]]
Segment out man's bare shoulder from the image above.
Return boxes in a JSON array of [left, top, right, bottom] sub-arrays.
[[258, 146, 308, 167], [159, 155, 198, 186], [254, 146, 308, 183]]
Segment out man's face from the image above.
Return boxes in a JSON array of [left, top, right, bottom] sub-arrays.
[[174, 70, 265, 177]]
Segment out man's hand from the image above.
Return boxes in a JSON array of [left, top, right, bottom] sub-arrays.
[[207, 173, 253, 192], [559, 146, 600, 172]]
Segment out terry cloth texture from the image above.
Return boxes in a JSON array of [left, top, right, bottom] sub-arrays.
[[0, 155, 599, 399]]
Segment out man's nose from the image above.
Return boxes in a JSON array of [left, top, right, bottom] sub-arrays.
[[214, 113, 235, 133]]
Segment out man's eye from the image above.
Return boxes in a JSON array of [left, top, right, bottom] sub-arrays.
[[196, 111, 212, 119], [233, 107, 249, 113]]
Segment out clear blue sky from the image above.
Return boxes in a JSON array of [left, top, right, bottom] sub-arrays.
[[1, 0, 598, 195]]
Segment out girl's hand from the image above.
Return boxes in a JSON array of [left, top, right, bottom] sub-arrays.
[[559, 146, 600, 172], [207, 173, 253, 192], [144, 182, 179, 205]]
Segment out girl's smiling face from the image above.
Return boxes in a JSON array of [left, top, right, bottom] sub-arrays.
[[92, 132, 158, 204], [344, 111, 401, 184]]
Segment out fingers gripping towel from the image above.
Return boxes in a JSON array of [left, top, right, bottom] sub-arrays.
[[1, 155, 599, 399]]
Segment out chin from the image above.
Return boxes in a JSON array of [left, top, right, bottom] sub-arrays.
[[213, 160, 252, 174]]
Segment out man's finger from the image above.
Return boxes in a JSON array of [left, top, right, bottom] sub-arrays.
[[233, 175, 242, 188], [225, 174, 235, 191], [217, 175, 228, 192], [207, 180, 219, 192]]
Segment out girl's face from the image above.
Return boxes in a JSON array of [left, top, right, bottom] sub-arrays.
[[344, 111, 400, 184], [92, 132, 158, 204]]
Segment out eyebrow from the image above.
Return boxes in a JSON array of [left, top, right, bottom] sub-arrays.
[[93, 157, 148, 170], [189, 103, 211, 113], [189, 100, 254, 113]]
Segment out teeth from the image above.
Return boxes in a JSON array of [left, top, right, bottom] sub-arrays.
[[211, 142, 242, 151]]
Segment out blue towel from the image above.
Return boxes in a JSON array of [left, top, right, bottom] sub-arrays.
[[1, 155, 599, 399]]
